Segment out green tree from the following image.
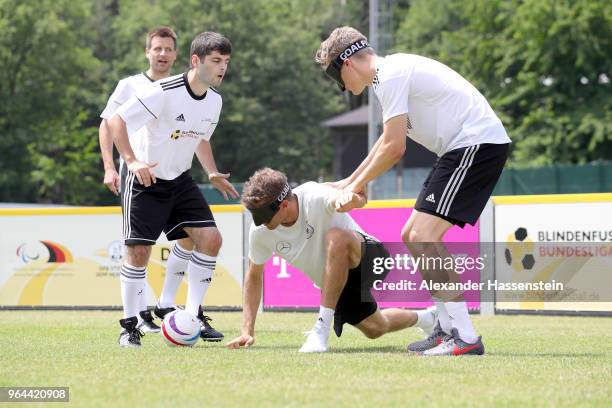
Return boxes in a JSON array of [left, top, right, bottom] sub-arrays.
[[395, 0, 612, 166], [1, 0, 360, 205], [0, 0, 107, 204], [110, 0, 348, 183]]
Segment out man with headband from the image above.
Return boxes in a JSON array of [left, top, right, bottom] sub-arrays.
[[315, 27, 511, 356], [226, 168, 437, 353]]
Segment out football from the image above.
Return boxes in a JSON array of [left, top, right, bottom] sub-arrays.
[[161, 310, 201, 347]]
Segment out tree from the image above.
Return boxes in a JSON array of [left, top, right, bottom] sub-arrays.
[[108, 0, 351, 183], [0, 0, 361, 204], [0, 0, 107, 204], [394, 0, 612, 166]]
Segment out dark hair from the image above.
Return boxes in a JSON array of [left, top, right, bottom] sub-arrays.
[[146, 26, 177, 49], [190, 32, 232, 60]]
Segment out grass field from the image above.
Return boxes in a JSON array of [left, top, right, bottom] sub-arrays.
[[0, 311, 611, 407]]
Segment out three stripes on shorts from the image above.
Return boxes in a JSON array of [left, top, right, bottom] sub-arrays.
[[436, 144, 480, 217]]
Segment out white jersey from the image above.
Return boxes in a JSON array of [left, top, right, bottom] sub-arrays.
[[100, 73, 156, 174], [115, 73, 222, 180], [248, 182, 368, 287], [373, 54, 511, 156], [100, 72, 155, 123]]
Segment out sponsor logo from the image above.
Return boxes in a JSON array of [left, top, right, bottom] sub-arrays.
[[175, 113, 185, 122], [170, 129, 206, 140], [425, 193, 436, 204]]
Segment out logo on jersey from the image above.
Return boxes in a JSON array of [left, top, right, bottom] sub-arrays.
[[276, 241, 292, 255], [372, 68, 380, 89], [170, 129, 206, 140], [426, 193, 436, 204], [306, 223, 314, 239], [175, 113, 185, 122]]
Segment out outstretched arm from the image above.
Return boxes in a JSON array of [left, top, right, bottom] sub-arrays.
[[226, 261, 264, 349], [347, 115, 407, 194], [327, 136, 385, 190]]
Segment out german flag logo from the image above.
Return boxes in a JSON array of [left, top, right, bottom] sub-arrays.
[[41, 240, 73, 263], [16, 241, 73, 264]]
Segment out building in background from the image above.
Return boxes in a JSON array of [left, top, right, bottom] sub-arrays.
[[322, 105, 436, 199]]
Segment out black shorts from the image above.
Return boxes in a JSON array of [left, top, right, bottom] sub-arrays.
[[415, 143, 510, 228], [333, 233, 391, 337], [120, 167, 216, 245]]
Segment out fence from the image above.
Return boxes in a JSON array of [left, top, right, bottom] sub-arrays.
[[371, 162, 612, 199]]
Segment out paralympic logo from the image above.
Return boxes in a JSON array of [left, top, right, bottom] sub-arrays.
[[16, 240, 73, 264]]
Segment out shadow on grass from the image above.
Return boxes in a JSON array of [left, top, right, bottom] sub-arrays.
[[217, 345, 301, 351], [212, 345, 406, 353], [226, 348, 610, 357], [488, 351, 607, 358], [329, 346, 404, 354]]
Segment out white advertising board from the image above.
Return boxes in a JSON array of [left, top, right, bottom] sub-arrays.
[[0, 207, 244, 307], [494, 199, 612, 313]]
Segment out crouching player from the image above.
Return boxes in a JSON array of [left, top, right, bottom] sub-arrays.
[[226, 168, 436, 352]]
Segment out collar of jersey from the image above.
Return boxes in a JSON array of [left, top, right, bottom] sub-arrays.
[[142, 72, 155, 83], [183, 72, 208, 101]]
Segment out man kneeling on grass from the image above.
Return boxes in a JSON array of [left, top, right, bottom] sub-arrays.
[[226, 168, 436, 353]]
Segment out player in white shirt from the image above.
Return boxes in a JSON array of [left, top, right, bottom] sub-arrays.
[[226, 168, 437, 353], [315, 26, 512, 356], [100, 27, 177, 195], [99, 27, 225, 342], [107, 31, 238, 347]]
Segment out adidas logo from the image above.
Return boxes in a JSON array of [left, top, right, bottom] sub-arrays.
[[175, 113, 185, 122], [426, 193, 436, 203]]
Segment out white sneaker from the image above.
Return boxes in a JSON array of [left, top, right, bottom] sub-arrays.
[[417, 306, 439, 337], [299, 319, 329, 353]]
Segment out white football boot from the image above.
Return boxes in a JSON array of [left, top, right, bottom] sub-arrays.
[[299, 318, 329, 353]]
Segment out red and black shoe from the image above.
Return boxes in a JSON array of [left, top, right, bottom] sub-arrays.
[[422, 328, 485, 356]]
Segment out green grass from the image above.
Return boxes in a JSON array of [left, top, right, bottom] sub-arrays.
[[0, 311, 611, 407]]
